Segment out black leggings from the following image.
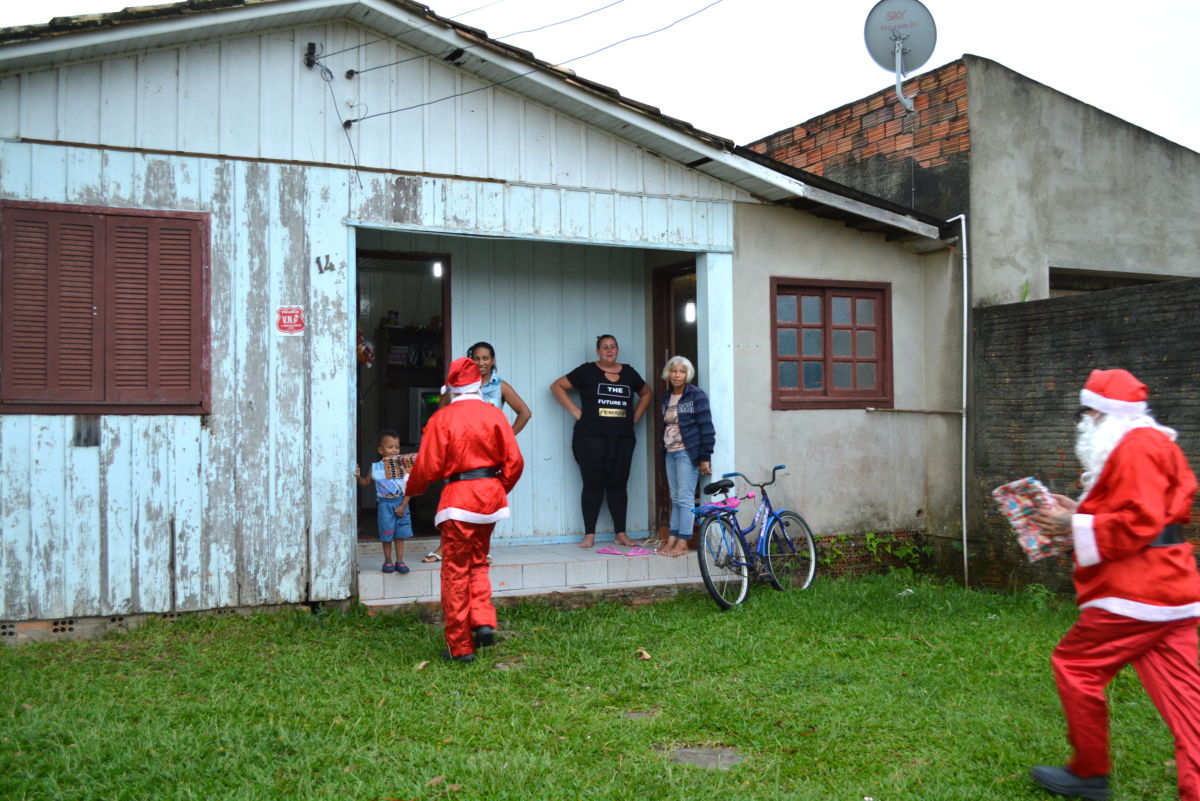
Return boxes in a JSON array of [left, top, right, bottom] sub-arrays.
[[572, 433, 636, 534]]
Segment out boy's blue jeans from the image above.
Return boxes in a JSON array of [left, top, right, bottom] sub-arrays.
[[664, 449, 700, 540], [377, 497, 413, 543]]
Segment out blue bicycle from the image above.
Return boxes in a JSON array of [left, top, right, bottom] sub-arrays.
[[693, 465, 817, 609]]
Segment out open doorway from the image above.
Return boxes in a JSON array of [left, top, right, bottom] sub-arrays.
[[355, 250, 450, 542], [651, 261, 698, 540]]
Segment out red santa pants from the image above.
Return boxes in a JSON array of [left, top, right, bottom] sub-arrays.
[[1052, 607, 1200, 799], [439, 518, 497, 658]]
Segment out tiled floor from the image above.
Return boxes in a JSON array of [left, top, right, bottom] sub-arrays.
[[357, 536, 704, 607]]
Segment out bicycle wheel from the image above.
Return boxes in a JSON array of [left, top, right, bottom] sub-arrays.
[[696, 515, 749, 609], [765, 511, 817, 591]]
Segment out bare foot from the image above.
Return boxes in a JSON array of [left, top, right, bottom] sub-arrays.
[[578, 534, 595, 549], [614, 533, 637, 547]]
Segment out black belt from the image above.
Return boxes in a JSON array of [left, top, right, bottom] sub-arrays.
[[1149, 524, 1184, 547], [446, 467, 499, 483]]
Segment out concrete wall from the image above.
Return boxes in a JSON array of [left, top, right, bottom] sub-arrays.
[[730, 203, 963, 539], [967, 56, 1200, 305], [749, 55, 1200, 310]]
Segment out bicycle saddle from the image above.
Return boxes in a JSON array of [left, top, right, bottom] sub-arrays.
[[703, 478, 734, 495]]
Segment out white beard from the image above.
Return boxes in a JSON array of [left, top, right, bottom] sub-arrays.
[[1074, 411, 1176, 497]]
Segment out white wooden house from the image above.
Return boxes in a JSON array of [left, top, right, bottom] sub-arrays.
[[0, 0, 957, 624]]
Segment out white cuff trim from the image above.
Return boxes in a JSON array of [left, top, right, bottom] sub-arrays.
[[434, 506, 510, 526], [1073, 514, 1100, 566], [1080, 598, 1200, 622], [1080, 388, 1147, 417]]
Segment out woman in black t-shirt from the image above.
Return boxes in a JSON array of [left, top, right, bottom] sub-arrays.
[[550, 334, 652, 548]]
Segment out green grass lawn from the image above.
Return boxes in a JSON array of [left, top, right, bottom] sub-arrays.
[[0, 573, 1183, 800]]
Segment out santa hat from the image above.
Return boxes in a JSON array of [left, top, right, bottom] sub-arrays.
[[442, 356, 482, 395], [1079, 368, 1148, 417]]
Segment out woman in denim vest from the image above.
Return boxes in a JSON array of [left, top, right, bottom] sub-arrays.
[[657, 356, 715, 557]]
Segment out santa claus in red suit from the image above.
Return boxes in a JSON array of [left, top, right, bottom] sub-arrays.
[[405, 357, 524, 663], [1030, 368, 1200, 801]]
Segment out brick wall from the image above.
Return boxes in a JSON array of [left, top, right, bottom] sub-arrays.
[[817, 529, 930, 579], [747, 59, 970, 220], [970, 278, 1200, 592]]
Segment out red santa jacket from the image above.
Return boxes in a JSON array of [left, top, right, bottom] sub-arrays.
[[1072, 426, 1200, 620], [405, 395, 524, 526]]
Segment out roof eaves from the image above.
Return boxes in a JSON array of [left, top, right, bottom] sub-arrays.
[[0, 0, 943, 242]]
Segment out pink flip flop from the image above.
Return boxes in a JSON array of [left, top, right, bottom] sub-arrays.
[[596, 545, 625, 555], [625, 547, 652, 556]]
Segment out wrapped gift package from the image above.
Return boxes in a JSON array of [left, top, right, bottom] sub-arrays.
[[382, 453, 416, 480], [992, 477, 1073, 562]]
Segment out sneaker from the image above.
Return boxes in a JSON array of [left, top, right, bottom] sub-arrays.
[[1030, 765, 1110, 801], [441, 648, 476, 663], [381, 562, 395, 573]]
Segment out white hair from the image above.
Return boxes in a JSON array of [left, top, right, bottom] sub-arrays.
[[661, 355, 695, 383], [1075, 410, 1177, 499]]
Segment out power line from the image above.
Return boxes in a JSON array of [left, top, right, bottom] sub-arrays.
[[346, 0, 629, 78], [311, 52, 365, 186], [449, 0, 508, 19], [558, 0, 723, 67], [320, 0, 509, 59], [496, 0, 626, 40], [342, 0, 726, 127]]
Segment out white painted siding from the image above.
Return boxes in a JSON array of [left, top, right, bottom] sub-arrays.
[[0, 134, 734, 619], [0, 21, 753, 204], [0, 4, 749, 619], [346, 172, 733, 251], [0, 141, 356, 620]]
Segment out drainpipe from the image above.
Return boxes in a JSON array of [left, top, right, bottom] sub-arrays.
[[946, 213, 970, 587]]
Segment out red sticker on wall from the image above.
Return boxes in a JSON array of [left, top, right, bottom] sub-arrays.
[[276, 306, 305, 335]]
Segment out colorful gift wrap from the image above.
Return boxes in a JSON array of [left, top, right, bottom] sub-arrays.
[[991, 477, 1073, 562], [382, 453, 416, 480]]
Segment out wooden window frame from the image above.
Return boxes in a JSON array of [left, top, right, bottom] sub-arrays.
[[0, 201, 211, 415], [771, 277, 893, 410]]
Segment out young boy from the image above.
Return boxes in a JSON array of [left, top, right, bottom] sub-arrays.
[[355, 429, 416, 574]]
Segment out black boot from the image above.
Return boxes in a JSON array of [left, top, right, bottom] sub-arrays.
[[1030, 765, 1109, 800], [473, 625, 496, 648], [441, 648, 475, 663]]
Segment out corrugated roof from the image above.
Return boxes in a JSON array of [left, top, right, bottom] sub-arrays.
[[0, 0, 947, 242]]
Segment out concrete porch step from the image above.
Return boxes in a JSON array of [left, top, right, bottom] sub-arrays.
[[357, 537, 704, 607]]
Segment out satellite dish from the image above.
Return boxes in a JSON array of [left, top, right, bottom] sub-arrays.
[[864, 0, 937, 113]]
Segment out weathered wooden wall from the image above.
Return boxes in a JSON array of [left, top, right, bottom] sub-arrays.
[[0, 17, 743, 621], [0, 143, 356, 620], [969, 278, 1200, 591]]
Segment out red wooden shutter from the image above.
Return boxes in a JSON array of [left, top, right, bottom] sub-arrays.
[[1, 209, 104, 402], [106, 216, 203, 404]]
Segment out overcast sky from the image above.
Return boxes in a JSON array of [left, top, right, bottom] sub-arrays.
[[4, 0, 1198, 152]]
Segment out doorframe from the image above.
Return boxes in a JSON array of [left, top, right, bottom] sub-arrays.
[[650, 259, 697, 538], [353, 248, 452, 540]]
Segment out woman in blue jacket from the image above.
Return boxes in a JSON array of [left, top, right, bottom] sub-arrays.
[[658, 356, 716, 557]]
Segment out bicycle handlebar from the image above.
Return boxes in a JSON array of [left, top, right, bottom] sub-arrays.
[[721, 464, 786, 488]]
